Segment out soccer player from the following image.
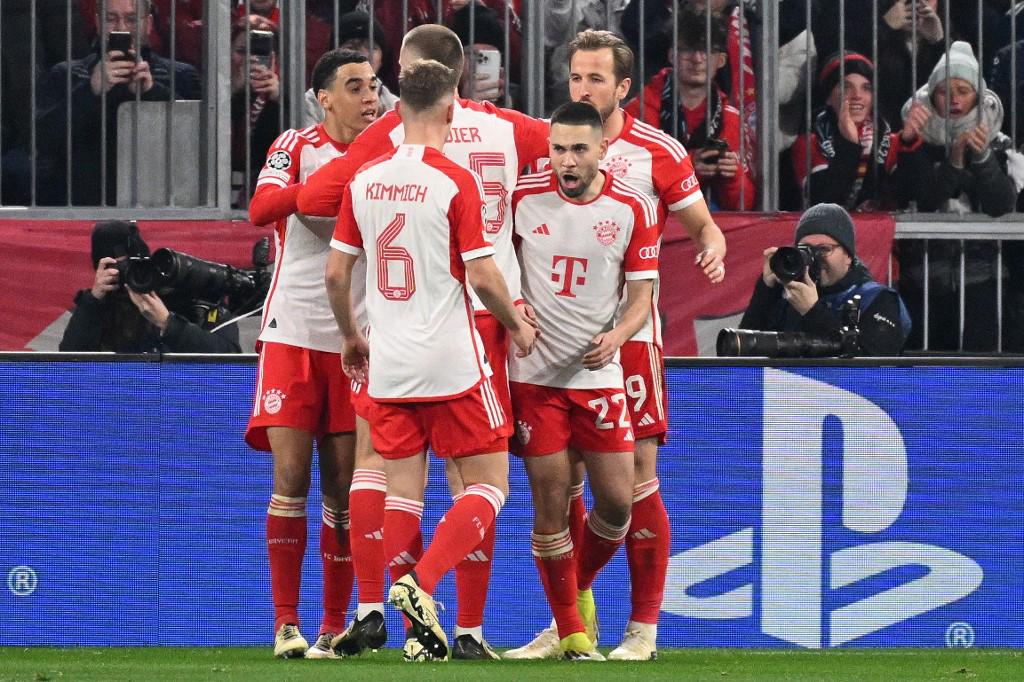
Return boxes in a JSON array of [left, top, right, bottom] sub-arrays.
[[509, 101, 660, 661], [324, 58, 537, 662], [245, 49, 380, 659], [506, 30, 727, 662], [299, 23, 549, 660]]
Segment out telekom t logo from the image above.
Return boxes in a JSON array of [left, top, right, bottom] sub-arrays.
[[551, 255, 588, 298], [663, 369, 983, 648]]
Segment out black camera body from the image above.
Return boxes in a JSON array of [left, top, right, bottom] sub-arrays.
[[717, 296, 863, 359], [769, 244, 822, 284]]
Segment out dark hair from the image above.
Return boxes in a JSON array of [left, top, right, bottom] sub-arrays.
[[311, 48, 370, 93], [568, 30, 635, 84], [398, 60, 458, 113], [402, 24, 465, 81], [451, 5, 505, 53], [676, 6, 728, 53], [550, 101, 604, 131]]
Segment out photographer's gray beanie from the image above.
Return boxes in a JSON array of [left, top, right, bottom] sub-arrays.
[[794, 203, 856, 258]]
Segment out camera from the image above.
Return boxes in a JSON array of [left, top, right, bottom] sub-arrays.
[[770, 244, 822, 284], [703, 137, 730, 163], [717, 296, 863, 358], [115, 238, 271, 315]]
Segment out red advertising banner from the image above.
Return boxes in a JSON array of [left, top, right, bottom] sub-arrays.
[[0, 214, 895, 354]]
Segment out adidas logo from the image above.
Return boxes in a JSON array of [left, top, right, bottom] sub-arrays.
[[364, 529, 383, 540], [624, 430, 634, 441], [637, 413, 656, 427], [632, 528, 657, 540], [532, 223, 551, 235], [464, 550, 489, 562], [388, 551, 418, 567], [268, 318, 278, 328]]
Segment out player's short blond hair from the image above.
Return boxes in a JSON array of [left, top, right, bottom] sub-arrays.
[[398, 60, 457, 114], [402, 24, 465, 82], [568, 30, 634, 84]]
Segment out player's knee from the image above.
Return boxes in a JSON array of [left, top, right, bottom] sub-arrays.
[[274, 464, 311, 498]]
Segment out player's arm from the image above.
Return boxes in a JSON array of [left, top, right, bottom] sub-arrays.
[[325, 185, 369, 381], [465, 256, 534, 357], [582, 279, 654, 371], [248, 131, 304, 226], [672, 198, 727, 283]]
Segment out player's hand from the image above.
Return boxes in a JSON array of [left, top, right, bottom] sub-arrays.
[[900, 101, 931, 144], [342, 333, 370, 383], [127, 289, 171, 332], [510, 323, 537, 358], [91, 52, 134, 94], [582, 330, 621, 370], [91, 257, 121, 300], [784, 271, 819, 316], [128, 59, 154, 94], [761, 247, 780, 287], [696, 247, 725, 284], [515, 302, 540, 336]]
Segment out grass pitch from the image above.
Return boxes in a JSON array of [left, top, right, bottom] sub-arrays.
[[1, 647, 1021, 681]]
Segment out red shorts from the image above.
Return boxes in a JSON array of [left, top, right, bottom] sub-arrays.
[[350, 379, 373, 421], [509, 382, 635, 457], [475, 312, 512, 418], [619, 341, 668, 443], [245, 342, 356, 451], [369, 378, 511, 459]]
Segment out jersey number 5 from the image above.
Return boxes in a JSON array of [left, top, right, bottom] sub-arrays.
[[469, 152, 508, 235], [377, 213, 416, 301]]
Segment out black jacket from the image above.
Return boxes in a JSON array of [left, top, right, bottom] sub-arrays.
[[739, 261, 910, 356], [59, 289, 240, 354], [36, 46, 201, 206]]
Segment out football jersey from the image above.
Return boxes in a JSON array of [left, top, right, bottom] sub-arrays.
[[509, 169, 660, 390], [331, 144, 495, 402], [602, 110, 703, 347], [302, 98, 549, 311], [255, 124, 349, 352]]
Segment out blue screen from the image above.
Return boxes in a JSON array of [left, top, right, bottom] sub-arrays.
[[1, 360, 1021, 648]]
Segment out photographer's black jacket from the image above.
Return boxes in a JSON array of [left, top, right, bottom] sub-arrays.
[[739, 261, 910, 356], [59, 289, 240, 354]]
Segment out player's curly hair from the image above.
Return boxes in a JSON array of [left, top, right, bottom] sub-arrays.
[[398, 59, 457, 113], [568, 30, 635, 84]]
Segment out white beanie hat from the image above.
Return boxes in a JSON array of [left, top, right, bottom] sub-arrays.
[[928, 41, 985, 97]]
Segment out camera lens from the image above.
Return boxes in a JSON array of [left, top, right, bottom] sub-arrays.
[[769, 246, 811, 284], [123, 257, 159, 293]]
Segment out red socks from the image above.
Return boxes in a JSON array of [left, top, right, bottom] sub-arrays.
[[454, 493, 498, 630], [384, 496, 424, 584], [625, 479, 671, 624], [349, 469, 387, 606], [267, 494, 307, 630], [320, 504, 354, 634], [532, 528, 584, 639], [568, 482, 587, 552], [416, 484, 504, 594], [576, 511, 629, 591]]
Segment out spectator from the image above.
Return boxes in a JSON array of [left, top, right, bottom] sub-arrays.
[[791, 52, 905, 211], [59, 221, 241, 353], [302, 11, 397, 127], [895, 40, 1018, 215], [739, 203, 911, 356], [452, 5, 512, 104], [625, 7, 755, 209], [544, 0, 622, 110], [35, 0, 201, 206], [231, 15, 282, 208], [893, 41, 1022, 353]]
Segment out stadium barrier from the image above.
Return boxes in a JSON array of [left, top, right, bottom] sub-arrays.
[[2, 355, 1021, 648]]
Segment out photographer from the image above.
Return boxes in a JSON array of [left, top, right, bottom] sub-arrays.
[[59, 221, 241, 354], [738, 203, 911, 356]]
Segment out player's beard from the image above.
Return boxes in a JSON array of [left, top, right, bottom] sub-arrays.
[[558, 166, 597, 199]]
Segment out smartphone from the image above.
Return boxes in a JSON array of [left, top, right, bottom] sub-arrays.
[[473, 48, 501, 83], [703, 137, 730, 163], [107, 31, 134, 61], [249, 30, 275, 69]]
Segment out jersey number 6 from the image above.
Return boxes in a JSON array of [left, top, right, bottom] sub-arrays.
[[377, 213, 416, 301]]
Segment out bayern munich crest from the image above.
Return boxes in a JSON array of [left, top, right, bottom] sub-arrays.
[[605, 155, 631, 178], [262, 388, 286, 415], [593, 219, 621, 246], [516, 419, 532, 445]]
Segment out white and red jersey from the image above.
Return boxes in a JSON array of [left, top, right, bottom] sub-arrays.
[[331, 144, 496, 402], [301, 98, 549, 311], [254, 124, 349, 352], [602, 110, 703, 347], [509, 169, 659, 390]]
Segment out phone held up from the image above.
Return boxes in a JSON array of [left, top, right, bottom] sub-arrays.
[[249, 30, 275, 70], [107, 31, 134, 61], [472, 48, 501, 83]]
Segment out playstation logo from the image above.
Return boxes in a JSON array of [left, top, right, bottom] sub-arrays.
[[663, 369, 983, 648]]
